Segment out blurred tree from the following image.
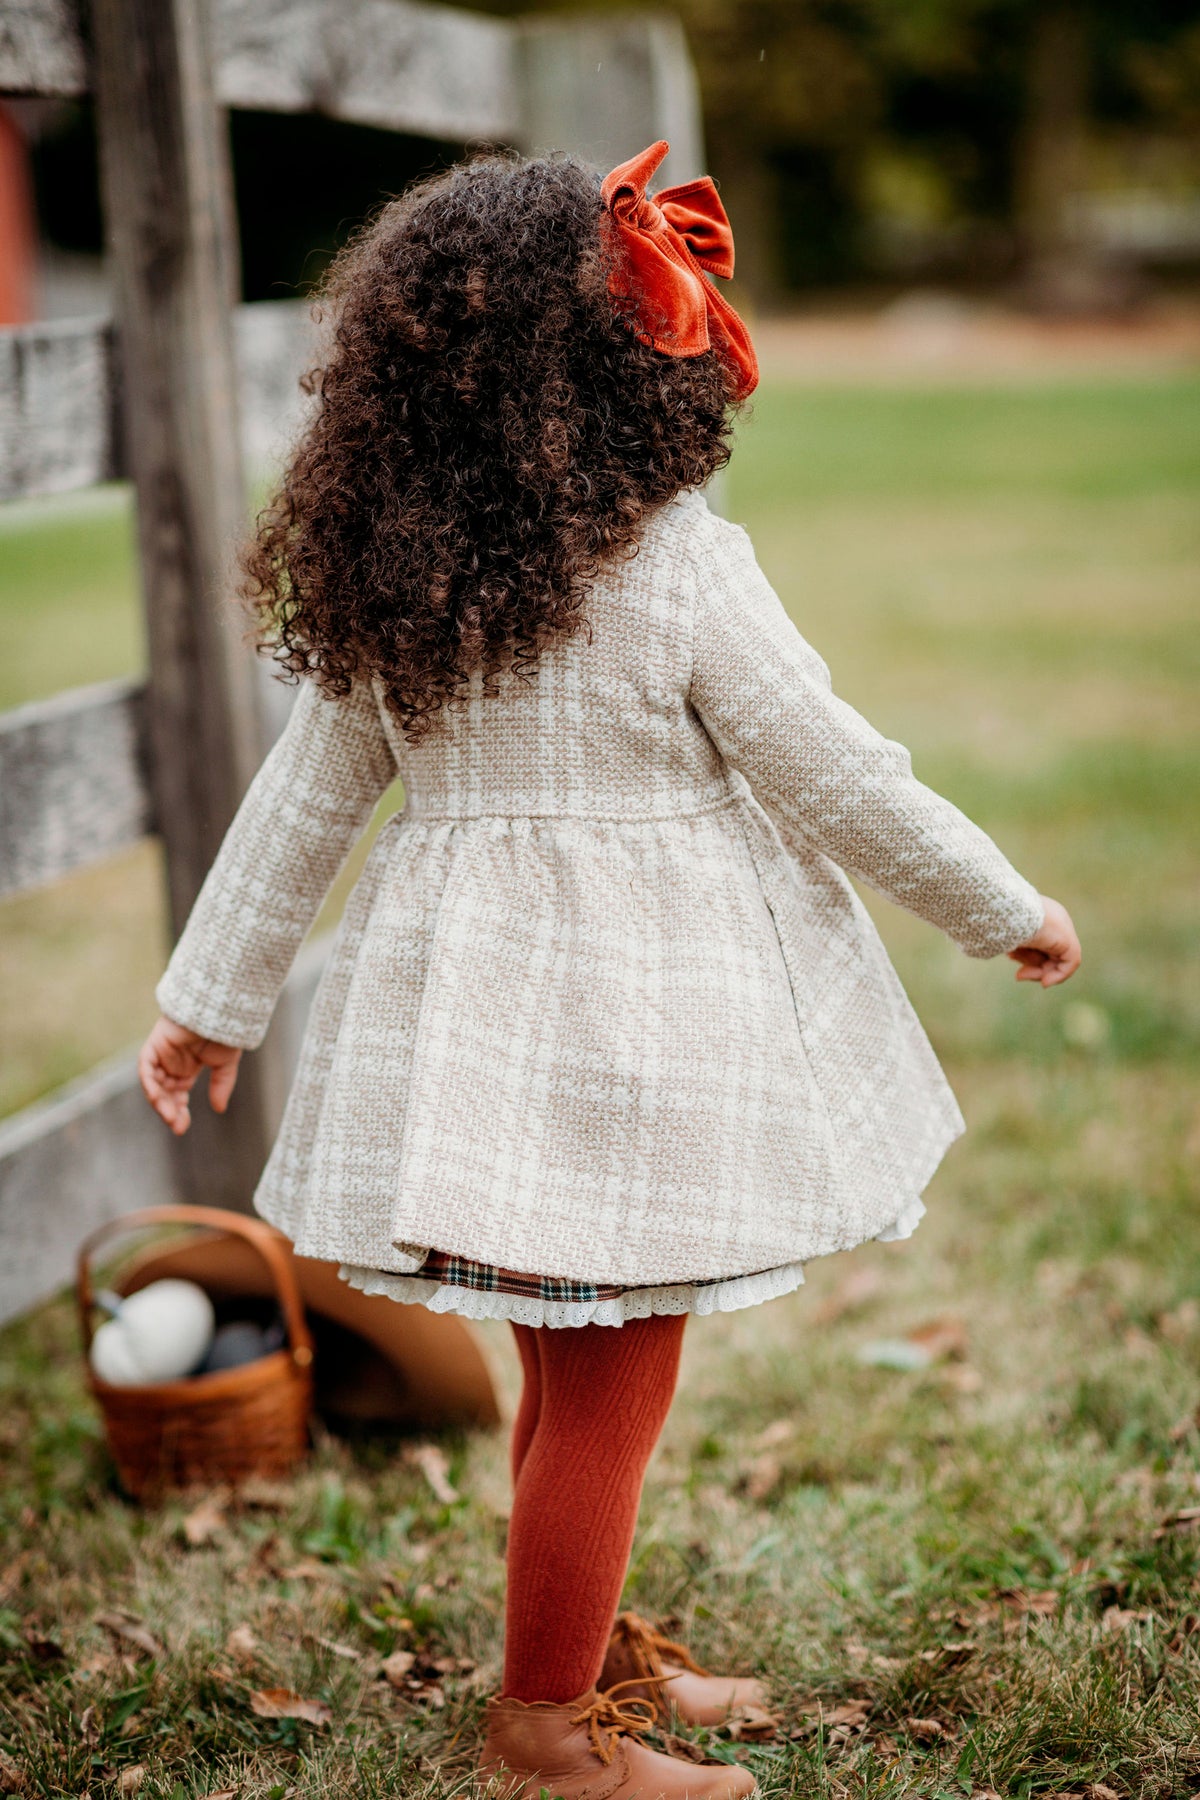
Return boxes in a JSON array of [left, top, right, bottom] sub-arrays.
[[473, 0, 1200, 304]]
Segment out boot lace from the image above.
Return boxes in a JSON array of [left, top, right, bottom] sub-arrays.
[[612, 1610, 711, 1682], [569, 1683, 660, 1766]]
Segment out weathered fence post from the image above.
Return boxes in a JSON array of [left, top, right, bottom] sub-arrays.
[[89, 0, 283, 1208], [517, 13, 704, 188]]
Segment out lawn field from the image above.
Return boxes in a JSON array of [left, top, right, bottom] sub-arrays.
[[1, 371, 1199, 1798]]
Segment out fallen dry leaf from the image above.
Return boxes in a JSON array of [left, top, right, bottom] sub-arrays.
[[249, 1688, 332, 1726], [661, 1735, 708, 1764], [1102, 1605, 1155, 1633], [72, 1648, 120, 1677], [919, 1640, 976, 1670], [202, 1790, 239, 1800], [0, 1750, 28, 1793], [78, 1706, 100, 1751], [742, 1453, 784, 1503], [405, 1443, 460, 1506], [277, 1559, 336, 1582], [225, 1624, 259, 1667], [0, 1554, 32, 1607], [823, 1701, 870, 1729], [902, 1716, 953, 1743], [1153, 1504, 1200, 1539], [96, 1611, 165, 1659], [117, 1767, 146, 1796], [906, 1314, 969, 1362], [1166, 1612, 1200, 1653], [753, 1418, 797, 1450], [722, 1702, 779, 1742], [790, 1698, 871, 1738], [182, 1495, 227, 1546], [380, 1649, 416, 1687], [975, 1587, 1058, 1625], [1158, 1298, 1200, 1342], [1085, 1785, 1120, 1800], [1122, 1324, 1157, 1360], [940, 1364, 984, 1395]]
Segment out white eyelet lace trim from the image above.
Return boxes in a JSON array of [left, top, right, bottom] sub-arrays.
[[337, 1198, 925, 1329]]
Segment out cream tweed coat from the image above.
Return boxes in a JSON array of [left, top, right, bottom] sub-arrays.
[[157, 488, 1044, 1289]]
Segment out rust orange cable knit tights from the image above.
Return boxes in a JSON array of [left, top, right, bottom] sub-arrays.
[[503, 1314, 686, 1703]]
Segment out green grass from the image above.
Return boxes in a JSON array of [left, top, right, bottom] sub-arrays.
[[2, 372, 1199, 1797]]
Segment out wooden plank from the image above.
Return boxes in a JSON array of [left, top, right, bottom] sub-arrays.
[[0, 0, 87, 96], [0, 1052, 177, 1328], [0, 934, 330, 1325], [236, 297, 317, 473], [516, 13, 703, 186], [0, 301, 315, 501], [90, 0, 282, 1210], [0, 316, 117, 501], [215, 0, 517, 141], [3, 0, 517, 139], [0, 678, 152, 898]]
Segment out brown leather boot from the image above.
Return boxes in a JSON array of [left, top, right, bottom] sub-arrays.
[[598, 1612, 770, 1728], [479, 1684, 757, 1799]]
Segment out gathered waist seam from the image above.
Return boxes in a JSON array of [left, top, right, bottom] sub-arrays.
[[398, 789, 743, 826]]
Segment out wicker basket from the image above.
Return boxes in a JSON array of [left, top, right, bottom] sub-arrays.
[[78, 1205, 314, 1500]]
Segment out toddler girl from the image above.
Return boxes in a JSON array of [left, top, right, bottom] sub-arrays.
[[140, 143, 1081, 1800]]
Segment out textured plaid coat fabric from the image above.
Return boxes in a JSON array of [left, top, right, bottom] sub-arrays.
[[157, 489, 1044, 1288]]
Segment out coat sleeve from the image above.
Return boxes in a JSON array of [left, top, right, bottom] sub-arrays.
[[689, 514, 1045, 959], [155, 677, 397, 1047]]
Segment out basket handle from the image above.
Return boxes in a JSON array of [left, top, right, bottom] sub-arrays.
[[77, 1206, 314, 1369]]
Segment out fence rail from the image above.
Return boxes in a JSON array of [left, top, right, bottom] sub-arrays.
[[0, 0, 703, 1325], [0, 300, 315, 502], [1, 0, 517, 140], [0, 678, 150, 896]]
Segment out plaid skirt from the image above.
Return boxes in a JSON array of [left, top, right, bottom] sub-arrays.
[[415, 1246, 729, 1305]]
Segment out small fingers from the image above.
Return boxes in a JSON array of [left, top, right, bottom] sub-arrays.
[[207, 1054, 241, 1114], [138, 1036, 195, 1134]]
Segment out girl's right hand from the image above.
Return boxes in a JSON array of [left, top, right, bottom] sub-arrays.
[[1007, 896, 1082, 987], [137, 1014, 243, 1135]]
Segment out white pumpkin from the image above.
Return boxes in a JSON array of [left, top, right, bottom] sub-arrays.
[[90, 1279, 215, 1386]]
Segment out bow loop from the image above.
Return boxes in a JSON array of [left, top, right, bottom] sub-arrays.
[[658, 181, 736, 280], [600, 141, 758, 398], [569, 1684, 659, 1766]]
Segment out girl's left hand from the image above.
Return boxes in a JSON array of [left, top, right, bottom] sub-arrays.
[[137, 1015, 243, 1135], [1007, 896, 1082, 988]]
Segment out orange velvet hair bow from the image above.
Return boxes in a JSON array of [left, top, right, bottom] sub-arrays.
[[600, 139, 758, 400]]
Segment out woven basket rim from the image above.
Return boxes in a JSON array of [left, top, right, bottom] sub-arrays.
[[87, 1344, 307, 1406]]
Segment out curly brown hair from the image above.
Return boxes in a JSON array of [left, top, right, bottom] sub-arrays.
[[241, 151, 741, 739]]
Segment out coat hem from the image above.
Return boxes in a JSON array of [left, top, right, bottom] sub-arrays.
[[335, 1195, 927, 1328]]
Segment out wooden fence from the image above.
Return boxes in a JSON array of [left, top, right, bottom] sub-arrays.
[[0, 0, 703, 1324]]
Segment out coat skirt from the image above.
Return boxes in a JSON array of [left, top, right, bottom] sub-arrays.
[[157, 490, 1044, 1315]]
